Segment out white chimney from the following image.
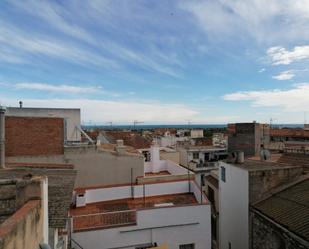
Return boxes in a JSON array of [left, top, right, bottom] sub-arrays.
[[150, 143, 160, 173], [115, 139, 126, 155], [0, 106, 6, 169]]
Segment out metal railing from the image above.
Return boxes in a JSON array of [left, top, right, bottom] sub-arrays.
[[72, 210, 137, 232]]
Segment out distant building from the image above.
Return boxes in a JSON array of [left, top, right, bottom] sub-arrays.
[[228, 122, 270, 156], [178, 145, 228, 169], [190, 129, 204, 138], [218, 159, 305, 249], [71, 178, 211, 249]]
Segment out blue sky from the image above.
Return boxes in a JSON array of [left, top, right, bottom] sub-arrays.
[[1, 0, 309, 124]]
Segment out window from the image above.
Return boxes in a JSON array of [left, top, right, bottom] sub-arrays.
[[179, 244, 195, 249], [193, 152, 199, 159], [221, 166, 226, 182]]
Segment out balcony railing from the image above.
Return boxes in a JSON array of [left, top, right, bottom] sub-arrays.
[[72, 210, 137, 232]]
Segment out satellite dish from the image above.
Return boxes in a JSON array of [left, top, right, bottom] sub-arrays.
[[39, 243, 51, 249]]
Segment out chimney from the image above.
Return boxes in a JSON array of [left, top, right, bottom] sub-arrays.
[[236, 151, 244, 164], [150, 142, 160, 173], [0, 106, 6, 169], [19, 101, 23, 108], [115, 140, 126, 155]]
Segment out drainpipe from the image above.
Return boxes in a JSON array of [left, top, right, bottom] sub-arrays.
[[0, 106, 6, 169]]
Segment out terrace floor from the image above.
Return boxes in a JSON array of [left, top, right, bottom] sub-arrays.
[[71, 193, 197, 216]]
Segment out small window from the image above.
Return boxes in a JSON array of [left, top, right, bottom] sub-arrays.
[[179, 244, 195, 249], [221, 166, 226, 182], [193, 152, 199, 159]]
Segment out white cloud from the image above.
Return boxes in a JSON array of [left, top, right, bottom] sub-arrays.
[[0, 21, 118, 69], [259, 68, 265, 73], [0, 97, 200, 124], [272, 70, 295, 80], [267, 46, 309, 65], [223, 83, 309, 111], [14, 83, 101, 94], [179, 0, 309, 43]]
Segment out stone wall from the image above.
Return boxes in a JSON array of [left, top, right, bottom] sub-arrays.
[[249, 167, 303, 203], [250, 209, 309, 249]]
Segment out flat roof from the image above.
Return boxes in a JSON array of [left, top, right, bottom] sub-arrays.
[[7, 107, 80, 111]]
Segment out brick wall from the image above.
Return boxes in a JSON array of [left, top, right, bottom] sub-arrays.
[[5, 116, 64, 156]]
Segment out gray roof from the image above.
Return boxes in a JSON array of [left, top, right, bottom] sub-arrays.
[[253, 178, 309, 241], [0, 165, 76, 228]]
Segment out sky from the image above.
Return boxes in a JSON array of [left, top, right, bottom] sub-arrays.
[[1, 0, 309, 125]]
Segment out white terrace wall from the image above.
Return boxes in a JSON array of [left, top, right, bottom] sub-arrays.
[[84, 181, 196, 204], [72, 204, 211, 249]]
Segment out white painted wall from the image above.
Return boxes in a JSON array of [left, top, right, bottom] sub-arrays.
[[219, 162, 249, 249], [72, 205, 211, 249], [84, 181, 192, 204], [144, 160, 188, 175]]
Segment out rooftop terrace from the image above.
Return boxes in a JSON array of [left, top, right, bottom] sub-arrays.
[[71, 179, 207, 232]]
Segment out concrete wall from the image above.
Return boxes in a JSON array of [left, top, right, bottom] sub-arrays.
[[0, 200, 44, 249], [72, 205, 211, 249], [160, 151, 180, 164], [6, 107, 81, 142], [219, 162, 249, 249], [7, 146, 145, 189], [65, 147, 144, 188], [5, 116, 64, 156]]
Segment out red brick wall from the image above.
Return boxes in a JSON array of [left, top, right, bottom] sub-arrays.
[[5, 116, 64, 156]]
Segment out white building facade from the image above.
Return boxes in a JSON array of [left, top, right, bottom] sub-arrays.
[[71, 180, 211, 249]]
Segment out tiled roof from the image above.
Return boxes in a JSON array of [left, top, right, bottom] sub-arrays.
[[0, 165, 76, 228], [277, 153, 309, 171], [104, 131, 152, 149], [253, 178, 309, 241], [271, 128, 309, 138]]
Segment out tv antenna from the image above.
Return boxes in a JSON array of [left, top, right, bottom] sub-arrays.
[[133, 120, 144, 129]]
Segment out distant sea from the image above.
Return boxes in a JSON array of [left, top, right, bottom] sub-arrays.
[[82, 124, 305, 130]]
